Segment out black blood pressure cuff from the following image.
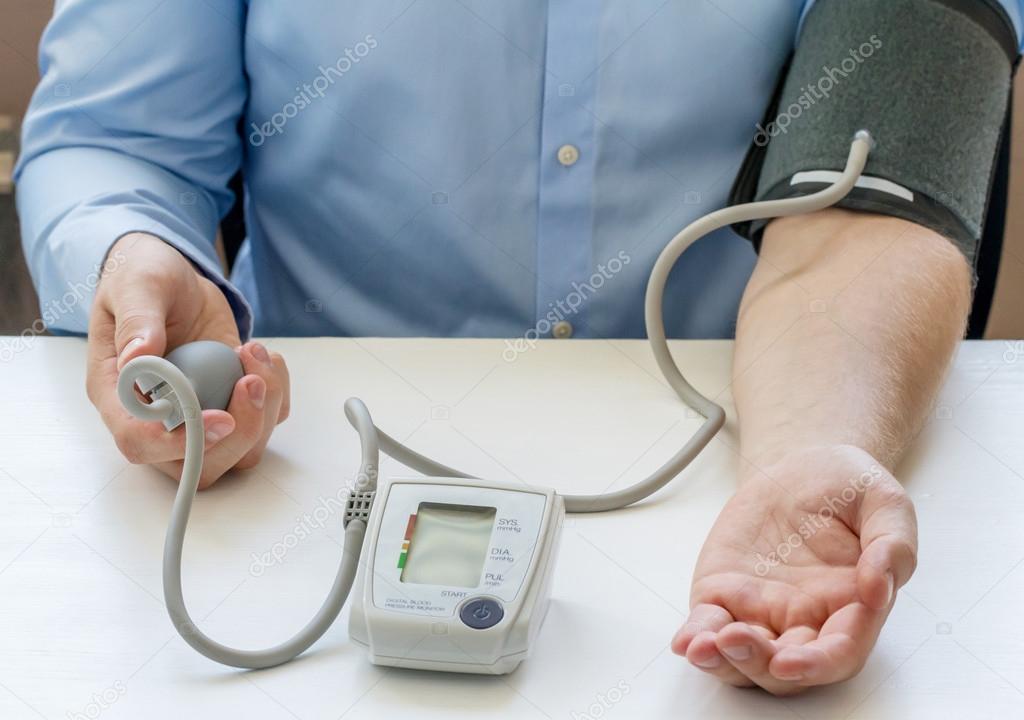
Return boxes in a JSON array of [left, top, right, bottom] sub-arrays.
[[730, 0, 1020, 268]]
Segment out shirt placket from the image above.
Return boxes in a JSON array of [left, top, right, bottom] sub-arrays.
[[535, 0, 600, 339]]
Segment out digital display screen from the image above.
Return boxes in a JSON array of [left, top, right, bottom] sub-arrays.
[[399, 503, 496, 588]]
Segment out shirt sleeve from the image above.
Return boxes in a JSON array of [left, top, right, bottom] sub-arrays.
[[14, 0, 252, 338]]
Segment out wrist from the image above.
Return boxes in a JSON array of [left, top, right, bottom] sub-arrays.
[[738, 443, 888, 487], [106, 231, 166, 263], [103, 232, 201, 286], [108, 232, 202, 271]]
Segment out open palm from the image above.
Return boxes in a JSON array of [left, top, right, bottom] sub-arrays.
[[672, 445, 917, 695]]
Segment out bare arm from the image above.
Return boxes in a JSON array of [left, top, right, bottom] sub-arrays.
[[735, 208, 972, 470], [673, 209, 972, 694]]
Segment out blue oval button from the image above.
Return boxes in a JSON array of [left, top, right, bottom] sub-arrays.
[[460, 597, 504, 629]]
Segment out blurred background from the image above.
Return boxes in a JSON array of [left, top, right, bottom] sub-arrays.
[[2, 3, 1022, 338]]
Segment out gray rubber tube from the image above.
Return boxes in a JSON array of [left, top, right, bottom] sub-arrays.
[[357, 132, 874, 512], [117, 360, 373, 669], [115, 132, 871, 669]]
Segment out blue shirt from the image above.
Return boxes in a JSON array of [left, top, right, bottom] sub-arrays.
[[16, 0, 1024, 340]]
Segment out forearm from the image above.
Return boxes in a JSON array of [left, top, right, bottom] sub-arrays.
[[733, 208, 972, 472], [14, 0, 247, 335]]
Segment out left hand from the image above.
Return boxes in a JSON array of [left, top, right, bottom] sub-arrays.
[[87, 234, 291, 488], [672, 444, 917, 695]]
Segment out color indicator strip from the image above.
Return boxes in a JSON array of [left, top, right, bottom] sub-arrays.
[[397, 513, 417, 569]]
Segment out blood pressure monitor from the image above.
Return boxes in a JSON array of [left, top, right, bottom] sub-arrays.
[[349, 477, 564, 674], [117, 132, 875, 674]]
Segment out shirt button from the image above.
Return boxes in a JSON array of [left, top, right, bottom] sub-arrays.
[[557, 144, 580, 167], [552, 321, 573, 338]]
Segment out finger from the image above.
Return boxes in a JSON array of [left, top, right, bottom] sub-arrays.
[[856, 478, 918, 610], [84, 290, 159, 423], [716, 622, 804, 695], [234, 343, 284, 469], [769, 602, 885, 686], [97, 391, 236, 465], [105, 281, 171, 370], [671, 603, 734, 656], [685, 630, 753, 688], [193, 373, 267, 487], [234, 376, 274, 470], [270, 351, 290, 424], [675, 605, 751, 687], [86, 270, 171, 462], [776, 625, 819, 647]]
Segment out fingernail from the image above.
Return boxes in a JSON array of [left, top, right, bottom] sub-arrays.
[[722, 645, 751, 661], [695, 655, 721, 669], [205, 421, 232, 444], [247, 378, 265, 409], [118, 337, 145, 367], [250, 342, 271, 364], [775, 672, 804, 682], [885, 570, 895, 605]]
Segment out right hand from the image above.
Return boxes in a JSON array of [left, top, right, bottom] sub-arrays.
[[672, 445, 916, 695], [87, 233, 290, 488]]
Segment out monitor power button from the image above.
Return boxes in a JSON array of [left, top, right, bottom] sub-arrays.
[[459, 597, 504, 629]]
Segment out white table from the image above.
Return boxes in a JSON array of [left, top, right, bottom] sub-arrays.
[[1, 337, 1023, 720]]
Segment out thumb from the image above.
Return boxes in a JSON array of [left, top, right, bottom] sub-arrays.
[[110, 285, 170, 370], [855, 473, 918, 611]]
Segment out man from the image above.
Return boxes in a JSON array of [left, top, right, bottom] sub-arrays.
[[15, 0, 1022, 694]]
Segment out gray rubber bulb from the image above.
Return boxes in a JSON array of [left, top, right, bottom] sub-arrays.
[[135, 341, 244, 430]]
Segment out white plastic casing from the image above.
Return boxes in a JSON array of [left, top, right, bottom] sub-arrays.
[[348, 476, 564, 674]]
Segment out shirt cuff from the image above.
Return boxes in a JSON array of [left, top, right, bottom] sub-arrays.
[[27, 203, 252, 340], [120, 217, 254, 342]]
